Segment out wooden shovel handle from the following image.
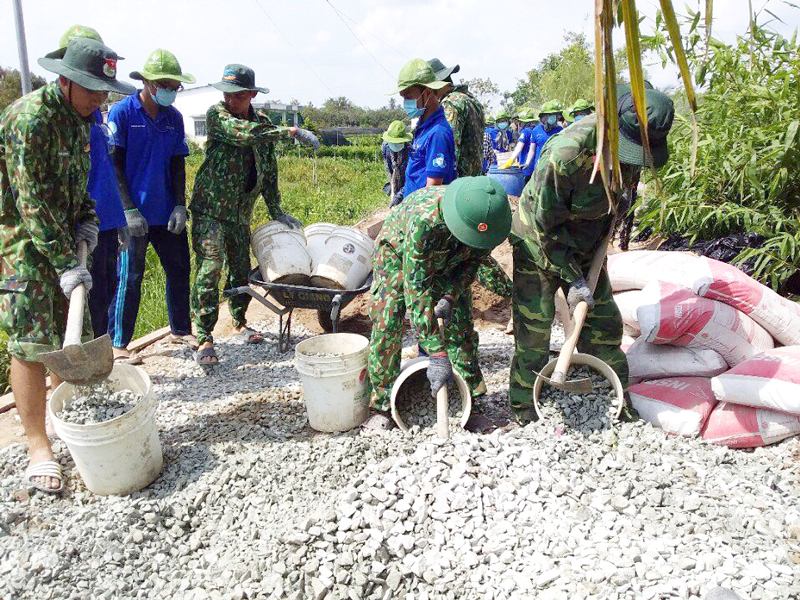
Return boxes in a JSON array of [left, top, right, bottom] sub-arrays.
[[436, 316, 449, 439], [63, 241, 88, 351], [550, 301, 589, 385]]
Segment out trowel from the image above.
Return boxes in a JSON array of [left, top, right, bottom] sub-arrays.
[[39, 241, 113, 386]]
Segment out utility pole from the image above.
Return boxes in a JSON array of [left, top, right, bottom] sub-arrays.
[[12, 0, 32, 95]]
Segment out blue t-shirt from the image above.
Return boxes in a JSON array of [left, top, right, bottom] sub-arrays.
[[108, 93, 189, 226], [530, 123, 563, 173], [88, 110, 126, 231], [403, 107, 457, 197], [516, 127, 537, 177], [491, 128, 513, 151]]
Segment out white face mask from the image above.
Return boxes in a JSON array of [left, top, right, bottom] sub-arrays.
[[387, 142, 405, 152]]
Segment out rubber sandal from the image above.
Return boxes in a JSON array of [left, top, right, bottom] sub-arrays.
[[113, 352, 143, 366], [168, 334, 199, 350], [195, 346, 219, 365], [236, 328, 264, 344], [25, 460, 64, 493]]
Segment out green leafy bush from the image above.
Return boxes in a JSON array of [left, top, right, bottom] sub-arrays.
[[639, 19, 800, 290]]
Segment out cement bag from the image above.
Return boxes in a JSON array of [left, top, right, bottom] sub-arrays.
[[701, 402, 800, 448], [608, 251, 699, 292], [691, 256, 800, 346], [614, 291, 643, 336], [621, 334, 638, 354], [627, 338, 728, 383], [630, 377, 717, 437], [637, 281, 773, 367], [710, 346, 800, 415]]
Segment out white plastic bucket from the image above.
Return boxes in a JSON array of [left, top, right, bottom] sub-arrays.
[[304, 223, 336, 271], [310, 226, 373, 290], [389, 357, 472, 431], [251, 221, 312, 285], [295, 333, 370, 432], [48, 364, 163, 496]]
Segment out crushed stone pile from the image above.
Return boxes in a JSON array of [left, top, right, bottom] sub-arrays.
[[0, 325, 798, 600], [56, 384, 144, 425]]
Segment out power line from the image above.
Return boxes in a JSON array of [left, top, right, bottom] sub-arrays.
[[324, 0, 394, 79], [328, 1, 409, 60], [251, 0, 335, 96]]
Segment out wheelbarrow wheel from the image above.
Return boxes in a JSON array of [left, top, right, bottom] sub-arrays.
[[317, 309, 334, 332]]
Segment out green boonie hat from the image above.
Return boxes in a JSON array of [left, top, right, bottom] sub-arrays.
[[569, 98, 594, 115], [37, 38, 136, 95], [389, 58, 448, 94], [382, 120, 412, 143], [212, 64, 268, 94], [44, 25, 113, 60], [442, 177, 511, 250], [617, 85, 675, 168], [427, 58, 460, 82], [539, 100, 564, 116], [495, 108, 510, 121], [130, 49, 195, 84], [517, 107, 537, 122], [485, 114, 495, 125]]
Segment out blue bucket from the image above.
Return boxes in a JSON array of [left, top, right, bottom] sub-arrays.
[[487, 166, 526, 197]]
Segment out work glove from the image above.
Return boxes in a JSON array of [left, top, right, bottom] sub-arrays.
[[434, 296, 453, 326], [427, 353, 453, 398], [75, 220, 99, 254], [60, 265, 92, 297], [118, 226, 131, 253], [390, 193, 404, 208], [294, 128, 320, 151], [167, 205, 187, 235], [567, 276, 594, 313], [125, 208, 149, 237], [501, 158, 515, 170], [277, 213, 303, 230]]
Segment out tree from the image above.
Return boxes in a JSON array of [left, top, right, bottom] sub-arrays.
[[0, 67, 47, 113], [302, 96, 404, 129], [462, 77, 500, 111]]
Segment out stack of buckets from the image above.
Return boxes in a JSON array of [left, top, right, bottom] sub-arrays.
[[250, 221, 374, 290]]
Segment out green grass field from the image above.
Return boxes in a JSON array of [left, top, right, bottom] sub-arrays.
[[0, 153, 387, 395]]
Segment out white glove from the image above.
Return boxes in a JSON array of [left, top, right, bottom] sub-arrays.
[[60, 266, 92, 297], [295, 128, 320, 151], [75, 220, 99, 254], [167, 206, 187, 235]]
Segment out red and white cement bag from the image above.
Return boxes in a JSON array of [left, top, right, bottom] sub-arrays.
[[710, 346, 800, 415], [608, 250, 699, 292], [691, 256, 800, 346], [614, 291, 643, 336], [637, 281, 773, 367], [621, 334, 638, 353], [701, 402, 800, 448], [627, 338, 728, 383], [630, 377, 717, 437]]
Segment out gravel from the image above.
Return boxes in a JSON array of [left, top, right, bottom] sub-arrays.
[[536, 366, 619, 435], [56, 383, 144, 425], [1, 319, 799, 600], [394, 370, 463, 430]]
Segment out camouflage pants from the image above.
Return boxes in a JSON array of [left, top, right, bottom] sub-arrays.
[[191, 215, 251, 345], [0, 276, 92, 362], [367, 245, 481, 412], [509, 241, 628, 410]]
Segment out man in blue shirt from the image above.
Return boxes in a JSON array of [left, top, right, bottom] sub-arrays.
[[108, 49, 196, 362], [501, 107, 539, 181], [528, 100, 564, 173], [390, 59, 456, 198], [490, 108, 514, 157]]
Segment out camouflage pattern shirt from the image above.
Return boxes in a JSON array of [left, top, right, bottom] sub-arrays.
[[514, 114, 618, 283], [190, 102, 288, 225], [441, 85, 485, 177], [377, 186, 509, 353], [0, 83, 96, 289]]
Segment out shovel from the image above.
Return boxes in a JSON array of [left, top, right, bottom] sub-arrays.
[[39, 241, 113, 386], [533, 229, 615, 394], [435, 316, 449, 440]]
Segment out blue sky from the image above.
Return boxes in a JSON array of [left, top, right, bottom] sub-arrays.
[[2, 0, 798, 108]]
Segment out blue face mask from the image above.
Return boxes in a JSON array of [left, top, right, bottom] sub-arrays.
[[403, 98, 424, 119], [154, 87, 178, 107], [388, 142, 405, 152], [574, 114, 586, 121], [497, 121, 508, 130]]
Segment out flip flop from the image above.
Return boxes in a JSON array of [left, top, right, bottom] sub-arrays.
[[168, 334, 199, 350], [236, 328, 264, 344], [195, 346, 219, 365], [25, 459, 64, 493]]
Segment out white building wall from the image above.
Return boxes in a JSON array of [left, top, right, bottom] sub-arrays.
[[173, 85, 223, 143]]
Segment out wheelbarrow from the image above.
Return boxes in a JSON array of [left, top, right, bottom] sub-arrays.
[[223, 269, 373, 352]]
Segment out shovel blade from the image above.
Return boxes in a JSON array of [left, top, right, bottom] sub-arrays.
[[39, 334, 114, 386]]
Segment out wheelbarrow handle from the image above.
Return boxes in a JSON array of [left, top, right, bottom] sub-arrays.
[[63, 241, 89, 354]]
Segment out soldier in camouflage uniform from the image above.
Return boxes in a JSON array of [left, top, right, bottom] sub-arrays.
[[190, 64, 318, 364], [0, 38, 134, 491], [509, 87, 675, 423], [365, 178, 512, 430], [427, 59, 485, 178]]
